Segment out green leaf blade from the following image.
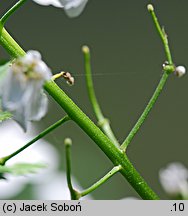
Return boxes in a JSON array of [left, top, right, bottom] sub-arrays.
[[0, 163, 47, 176]]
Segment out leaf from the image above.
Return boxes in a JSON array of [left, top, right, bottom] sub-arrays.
[[0, 111, 12, 122], [0, 163, 47, 176]]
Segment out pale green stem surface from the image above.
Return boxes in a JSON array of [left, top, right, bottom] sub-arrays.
[[0, 28, 25, 58], [0, 0, 28, 27], [80, 165, 122, 197], [65, 140, 121, 199], [44, 80, 159, 200], [82, 46, 119, 147], [120, 5, 175, 152], [120, 72, 169, 151], [0, 18, 159, 200], [64, 139, 80, 200], [149, 6, 173, 65], [0, 116, 70, 165]]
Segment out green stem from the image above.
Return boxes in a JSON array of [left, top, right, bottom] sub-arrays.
[[0, 25, 159, 200], [120, 72, 169, 151], [44, 80, 159, 200], [82, 45, 119, 147], [147, 4, 173, 64], [0, 0, 28, 27], [0, 116, 70, 165], [120, 4, 175, 152], [64, 138, 80, 200], [80, 165, 122, 197], [0, 27, 25, 58]]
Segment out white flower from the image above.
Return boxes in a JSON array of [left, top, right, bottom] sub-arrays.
[[33, 172, 93, 200], [0, 50, 52, 131], [159, 162, 188, 198], [0, 121, 59, 199], [32, 0, 88, 18], [0, 122, 93, 200], [33, 0, 63, 7]]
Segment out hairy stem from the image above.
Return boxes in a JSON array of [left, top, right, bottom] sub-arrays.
[[82, 45, 119, 147], [0, 116, 70, 165]]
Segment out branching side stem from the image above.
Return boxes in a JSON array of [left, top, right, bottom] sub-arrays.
[[64, 138, 80, 200], [0, 116, 70, 165], [80, 165, 122, 197], [82, 46, 119, 147], [0, 9, 161, 199], [120, 4, 175, 152]]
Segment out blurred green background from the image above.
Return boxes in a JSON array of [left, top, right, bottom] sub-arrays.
[[0, 0, 188, 199]]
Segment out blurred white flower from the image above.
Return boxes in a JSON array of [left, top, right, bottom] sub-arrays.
[[0, 121, 59, 199], [32, 0, 88, 18], [122, 197, 139, 200], [33, 0, 63, 7], [34, 172, 93, 200], [0, 121, 92, 200], [0, 51, 52, 131], [159, 162, 188, 198]]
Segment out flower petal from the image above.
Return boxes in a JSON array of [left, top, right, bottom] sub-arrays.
[[1, 69, 26, 110], [23, 81, 48, 121], [60, 0, 88, 17], [12, 104, 27, 132], [32, 0, 88, 17], [32, 0, 63, 8], [0, 50, 52, 131]]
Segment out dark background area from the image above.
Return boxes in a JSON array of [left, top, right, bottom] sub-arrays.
[[0, 0, 188, 199]]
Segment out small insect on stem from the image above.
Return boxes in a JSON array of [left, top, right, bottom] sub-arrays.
[[52, 71, 75, 85], [62, 72, 75, 86]]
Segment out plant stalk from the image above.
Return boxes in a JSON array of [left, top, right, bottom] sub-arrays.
[[0, 23, 159, 200], [0, 116, 70, 165]]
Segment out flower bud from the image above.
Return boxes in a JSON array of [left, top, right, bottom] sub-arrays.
[[174, 66, 186, 77], [147, 4, 154, 12]]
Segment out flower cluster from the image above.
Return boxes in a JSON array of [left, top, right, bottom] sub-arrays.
[[32, 0, 88, 18], [0, 51, 52, 131]]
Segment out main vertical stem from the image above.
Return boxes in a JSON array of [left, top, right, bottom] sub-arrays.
[[44, 80, 159, 200], [0, 28, 25, 57], [0, 27, 159, 200]]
